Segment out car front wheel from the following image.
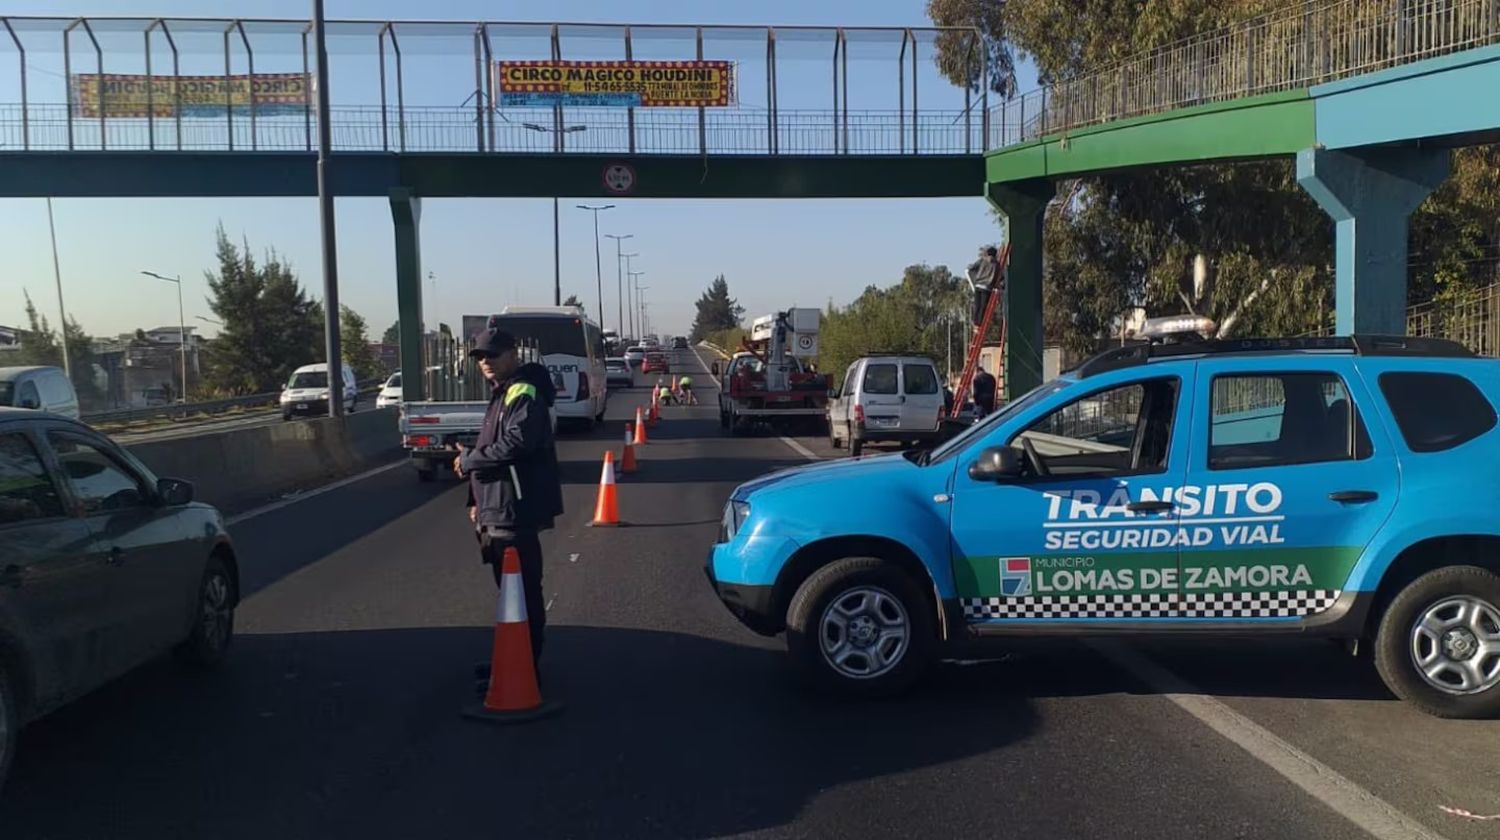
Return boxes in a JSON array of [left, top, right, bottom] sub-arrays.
[[1374, 565, 1500, 718], [785, 557, 934, 698], [176, 555, 237, 668]]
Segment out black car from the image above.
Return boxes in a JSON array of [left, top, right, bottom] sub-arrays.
[[0, 409, 239, 789], [672, 337, 689, 350]]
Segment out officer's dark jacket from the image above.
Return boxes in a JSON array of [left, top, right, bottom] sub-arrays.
[[462, 362, 564, 531]]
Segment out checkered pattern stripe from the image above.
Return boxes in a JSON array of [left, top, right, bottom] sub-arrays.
[[963, 590, 1341, 620]]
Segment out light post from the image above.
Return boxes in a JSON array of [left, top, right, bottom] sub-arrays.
[[523, 124, 586, 308], [628, 268, 644, 339], [620, 253, 638, 337], [45, 197, 71, 379], [635, 283, 651, 338], [576, 204, 614, 323], [603, 233, 633, 336], [140, 270, 188, 402]]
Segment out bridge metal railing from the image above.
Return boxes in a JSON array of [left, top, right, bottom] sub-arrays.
[[991, 0, 1500, 147]]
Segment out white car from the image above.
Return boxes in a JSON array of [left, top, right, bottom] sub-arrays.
[[624, 346, 646, 366], [281, 362, 357, 420], [827, 355, 946, 456], [375, 371, 402, 409]]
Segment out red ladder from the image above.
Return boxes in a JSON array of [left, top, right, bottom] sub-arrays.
[[949, 243, 1009, 420]]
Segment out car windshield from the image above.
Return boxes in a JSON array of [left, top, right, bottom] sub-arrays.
[[607, 360, 628, 370], [386, 373, 401, 388], [289, 372, 328, 389], [626, 346, 643, 354], [925, 378, 1071, 464]]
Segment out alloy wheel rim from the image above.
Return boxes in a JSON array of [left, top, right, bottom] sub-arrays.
[[1409, 595, 1500, 695], [819, 585, 910, 680]]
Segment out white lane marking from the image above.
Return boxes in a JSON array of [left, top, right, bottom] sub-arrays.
[[1091, 640, 1452, 840], [568, 553, 580, 563], [225, 460, 407, 526], [688, 346, 723, 391], [545, 597, 556, 612], [778, 435, 820, 461]]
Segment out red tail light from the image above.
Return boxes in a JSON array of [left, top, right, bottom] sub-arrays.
[[853, 404, 865, 427], [576, 371, 589, 401], [409, 416, 439, 425], [404, 434, 434, 447]]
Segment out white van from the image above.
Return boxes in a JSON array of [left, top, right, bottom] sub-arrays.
[[0, 366, 81, 419], [489, 306, 607, 429], [280, 362, 357, 420], [826, 355, 945, 456]]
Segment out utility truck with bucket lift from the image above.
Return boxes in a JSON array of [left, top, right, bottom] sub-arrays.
[[398, 314, 559, 483], [714, 308, 831, 436]]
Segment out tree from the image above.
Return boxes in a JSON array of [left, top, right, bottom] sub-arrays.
[[562, 294, 585, 312], [818, 264, 968, 379], [689, 275, 744, 342], [340, 305, 380, 381], [381, 321, 400, 346], [16, 290, 102, 407], [203, 226, 325, 393]]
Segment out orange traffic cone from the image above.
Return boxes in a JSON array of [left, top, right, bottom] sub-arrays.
[[651, 395, 662, 425], [621, 424, 638, 473], [634, 407, 649, 445], [462, 547, 563, 724], [587, 450, 624, 526]]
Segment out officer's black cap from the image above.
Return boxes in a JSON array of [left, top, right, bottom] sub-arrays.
[[469, 327, 517, 359]]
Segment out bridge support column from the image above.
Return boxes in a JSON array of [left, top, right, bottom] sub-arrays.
[[1296, 147, 1450, 335], [390, 187, 424, 401], [987, 179, 1055, 399]]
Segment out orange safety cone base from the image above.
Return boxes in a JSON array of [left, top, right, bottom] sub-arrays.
[[461, 698, 565, 724], [620, 446, 638, 473]]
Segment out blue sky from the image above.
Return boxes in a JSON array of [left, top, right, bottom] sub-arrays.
[[1, 0, 1036, 343]]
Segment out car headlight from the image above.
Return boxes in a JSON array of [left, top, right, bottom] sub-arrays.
[[721, 500, 750, 543]]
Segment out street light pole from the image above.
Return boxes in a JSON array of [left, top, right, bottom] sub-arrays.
[[141, 270, 189, 403], [626, 264, 642, 339], [576, 204, 614, 322], [313, 0, 343, 417], [552, 198, 561, 306], [603, 233, 633, 336], [45, 197, 72, 379]]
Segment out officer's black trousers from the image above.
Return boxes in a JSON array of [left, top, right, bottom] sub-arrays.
[[479, 528, 546, 665]]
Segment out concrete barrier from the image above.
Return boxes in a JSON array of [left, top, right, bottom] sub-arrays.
[[126, 408, 402, 512]]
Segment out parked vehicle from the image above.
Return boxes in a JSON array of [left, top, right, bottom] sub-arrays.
[[0, 409, 239, 789], [375, 371, 403, 410], [642, 351, 670, 375], [280, 363, 357, 420], [672, 336, 689, 350], [709, 322, 1500, 718], [827, 355, 946, 456], [624, 346, 647, 366], [0, 366, 80, 420], [605, 357, 634, 387]]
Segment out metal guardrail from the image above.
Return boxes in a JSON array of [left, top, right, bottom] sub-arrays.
[[83, 379, 384, 425], [992, 0, 1500, 147]]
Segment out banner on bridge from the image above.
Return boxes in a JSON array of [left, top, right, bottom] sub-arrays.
[[69, 73, 309, 118], [496, 60, 735, 108]]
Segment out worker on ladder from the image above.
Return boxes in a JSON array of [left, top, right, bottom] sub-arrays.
[[967, 245, 1003, 327]]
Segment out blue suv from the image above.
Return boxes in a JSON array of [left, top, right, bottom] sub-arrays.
[[708, 334, 1500, 718]]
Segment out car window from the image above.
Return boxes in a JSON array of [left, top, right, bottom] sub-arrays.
[[862, 364, 898, 395], [0, 432, 67, 524], [1013, 378, 1177, 478], [289, 371, 328, 389], [15, 380, 40, 408], [1378, 371, 1496, 453], [47, 432, 151, 513], [1209, 373, 1371, 470], [903, 363, 939, 395], [841, 364, 859, 397]]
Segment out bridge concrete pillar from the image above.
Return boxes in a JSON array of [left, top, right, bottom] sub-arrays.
[[987, 179, 1055, 399], [389, 188, 425, 402], [1296, 147, 1450, 335]]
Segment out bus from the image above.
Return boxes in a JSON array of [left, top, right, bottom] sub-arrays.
[[486, 305, 607, 427]]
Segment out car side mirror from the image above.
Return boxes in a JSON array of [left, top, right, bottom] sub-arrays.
[[156, 477, 194, 506], [968, 446, 1023, 482]]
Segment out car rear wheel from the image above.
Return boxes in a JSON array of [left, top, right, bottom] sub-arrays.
[[828, 420, 843, 449], [175, 555, 237, 669], [1374, 565, 1500, 718], [785, 557, 934, 698], [0, 663, 16, 793]]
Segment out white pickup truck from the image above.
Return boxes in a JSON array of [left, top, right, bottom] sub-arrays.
[[398, 361, 558, 482]]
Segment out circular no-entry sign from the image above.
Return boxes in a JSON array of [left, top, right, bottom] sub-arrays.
[[603, 162, 636, 195], [797, 334, 814, 351]]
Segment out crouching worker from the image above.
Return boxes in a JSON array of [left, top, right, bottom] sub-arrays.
[[454, 326, 565, 682]]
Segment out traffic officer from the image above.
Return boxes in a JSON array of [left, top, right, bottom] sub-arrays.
[[455, 326, 564, 672]]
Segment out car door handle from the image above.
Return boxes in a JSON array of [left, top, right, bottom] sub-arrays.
[[1127, 500, 1175, 513], [1329, 490, 1378, 503]]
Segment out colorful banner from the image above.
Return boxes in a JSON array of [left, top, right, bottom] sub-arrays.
[[496, 60, 735, 108], [69, 73, 309, 118]]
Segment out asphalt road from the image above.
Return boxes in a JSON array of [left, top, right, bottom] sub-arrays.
[[3, 347, 1496, 839]]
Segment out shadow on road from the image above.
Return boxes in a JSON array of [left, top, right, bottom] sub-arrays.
[[1, 626, 1039, 840]]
